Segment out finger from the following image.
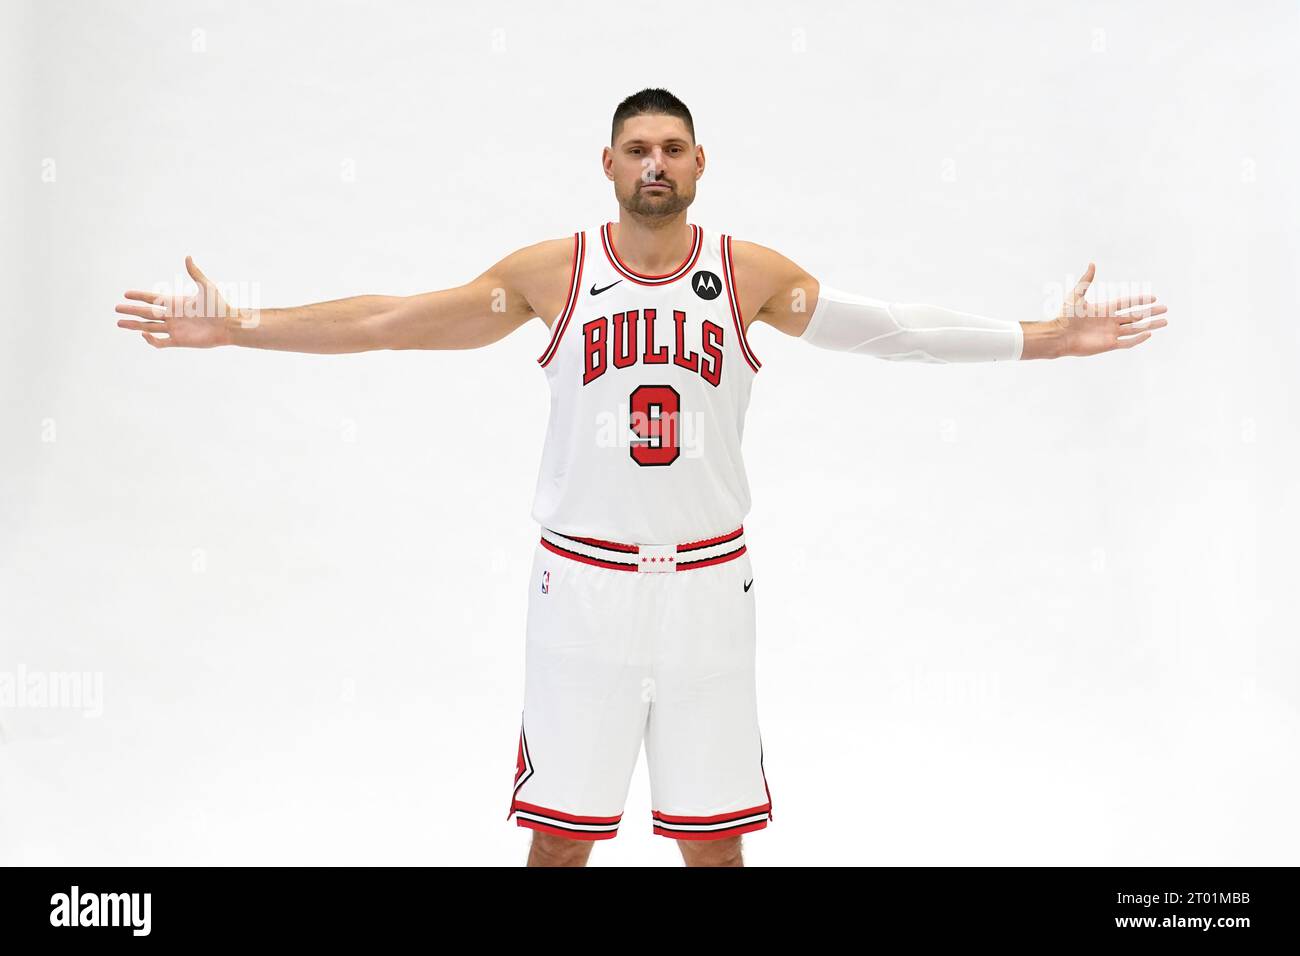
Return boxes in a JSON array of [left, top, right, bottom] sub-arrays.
[[1116, 319, 1167, 335], [143, 331, 170, 348], [185, 255, 212, 289], [1115, 331, 1151, 349], [1117, 305, 1168, 323], [1109, 295, 1159, 313], [1068, 262, 1096, 303], [117, 319, 168, 331], [123, 290, 166, 305], [116, 303, 167, 320]]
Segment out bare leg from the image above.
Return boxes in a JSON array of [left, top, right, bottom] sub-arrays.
[[676, 835, 744, 867], [527, 831, 598, 867]]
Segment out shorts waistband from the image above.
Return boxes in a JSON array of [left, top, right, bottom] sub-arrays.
[[539, 526, 746, 573]]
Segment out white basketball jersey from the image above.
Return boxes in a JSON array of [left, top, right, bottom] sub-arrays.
[[530, 221, 763, 543]]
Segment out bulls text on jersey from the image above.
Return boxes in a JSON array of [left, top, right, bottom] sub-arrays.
[[582, 309, 725, 387]]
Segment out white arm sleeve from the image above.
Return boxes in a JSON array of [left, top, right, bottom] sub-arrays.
[[799, 284, 1024, 363]]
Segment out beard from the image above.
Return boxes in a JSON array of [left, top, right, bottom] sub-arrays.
[[620, 179, 694, 218]]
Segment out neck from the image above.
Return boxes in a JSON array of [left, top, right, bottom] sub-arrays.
[[610, 211, 692, 274]]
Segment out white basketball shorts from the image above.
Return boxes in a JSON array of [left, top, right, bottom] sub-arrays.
[[507, 525, 773, 841]]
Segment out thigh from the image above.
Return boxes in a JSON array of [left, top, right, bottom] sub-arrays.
[[508, 544, 652, 840], [645, 551, 773, 839]]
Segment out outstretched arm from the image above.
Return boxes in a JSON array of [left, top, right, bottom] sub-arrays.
[[114, 239, 569, 353], [734, 242, 1168, 361]]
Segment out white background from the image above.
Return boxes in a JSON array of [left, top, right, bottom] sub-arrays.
[[2, 0, 1297, 866]]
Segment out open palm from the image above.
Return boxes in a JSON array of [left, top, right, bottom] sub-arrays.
[[114, 257, 237, 348], [1056, 262, 1168, 357]]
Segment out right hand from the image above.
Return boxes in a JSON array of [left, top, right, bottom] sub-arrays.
[[115, 256, 239, 348]]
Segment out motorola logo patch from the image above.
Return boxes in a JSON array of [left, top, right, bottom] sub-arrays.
[[691, 270, 722, 300]]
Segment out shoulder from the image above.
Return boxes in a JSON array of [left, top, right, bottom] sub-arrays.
[[493, 234, 581, 282], [726, 237, 817, 327], [727, 237, 798, 270], [480, 233, 585, 326], [729, 238, 812, 290]]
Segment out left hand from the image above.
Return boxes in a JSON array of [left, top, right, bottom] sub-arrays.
[[1055, 262, 1168, 357]]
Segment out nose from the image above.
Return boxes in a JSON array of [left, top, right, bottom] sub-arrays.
[[643, 148, 669, 180]]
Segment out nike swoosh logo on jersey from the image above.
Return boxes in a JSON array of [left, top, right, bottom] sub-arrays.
[[590, 280, 622, 296], [744, 579, 753, 592]]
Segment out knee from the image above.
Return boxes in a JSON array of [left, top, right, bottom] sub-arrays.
[[528, 831, 596, 867], [678, 835, 744, 867]]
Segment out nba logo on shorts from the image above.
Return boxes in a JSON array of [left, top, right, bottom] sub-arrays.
[[540, 569, 549, 594]]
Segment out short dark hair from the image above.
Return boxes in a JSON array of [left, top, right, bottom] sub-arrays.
[[611, 88, 695, 145]]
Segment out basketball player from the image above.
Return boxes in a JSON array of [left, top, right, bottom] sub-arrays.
[[113, 88, 1168, 867]]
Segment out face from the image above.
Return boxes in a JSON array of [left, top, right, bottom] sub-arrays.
[[604, 113, 703, 219]]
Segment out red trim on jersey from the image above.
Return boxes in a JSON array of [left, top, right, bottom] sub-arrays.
[[516, 819, 620, 840], [650, 803, 773, 840], [601, 221, 702, 285], [541, 528, 747, 572], [677, 525, 745, 552], [536, 231, 586, 367], [509, 799, 622, 840], [674, 545, 746, 570], [652, 803, 771, 825], [721, 234, 761, 372], [539, 537, 639, 571], [653, 819, 769, 840], [507, 718, 535, 820], [511, 800, 622, 826], [564, 533, 639, 553]]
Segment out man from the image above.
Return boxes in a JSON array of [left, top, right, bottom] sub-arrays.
[[114, 88, 1168, 867]]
